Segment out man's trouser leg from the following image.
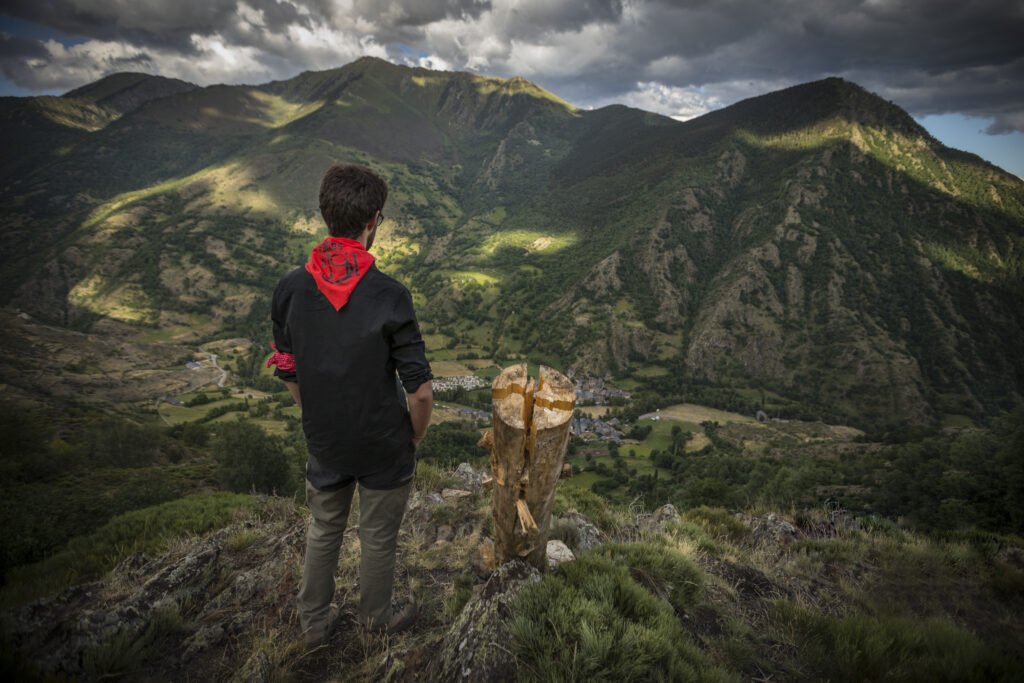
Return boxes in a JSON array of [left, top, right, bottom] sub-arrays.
[[356, 481, 413, 629], [297, 479, 355, 637]]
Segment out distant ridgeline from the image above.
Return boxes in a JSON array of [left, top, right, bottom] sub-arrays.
[[1, 58, 1022, 428]]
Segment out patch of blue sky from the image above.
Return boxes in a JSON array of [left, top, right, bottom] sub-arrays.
[[916, 113, 1024, 179], [0, 15, 86, 46], [0, 15, 87, 96]]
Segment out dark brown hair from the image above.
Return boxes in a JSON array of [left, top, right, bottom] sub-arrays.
[[318, 163, 388, 238]]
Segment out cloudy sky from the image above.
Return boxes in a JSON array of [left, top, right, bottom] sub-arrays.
[[1, 0, 1022, 176]]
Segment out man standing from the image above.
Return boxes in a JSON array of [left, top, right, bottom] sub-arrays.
[[268, 163, 433, 647]]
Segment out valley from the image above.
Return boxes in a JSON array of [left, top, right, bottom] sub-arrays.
[[1, 58, 1022, 680]]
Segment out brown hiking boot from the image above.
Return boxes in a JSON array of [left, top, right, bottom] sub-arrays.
[[366, 599, 418, 635], [386, 599, 418, 634], [303, 605, 340, 649]]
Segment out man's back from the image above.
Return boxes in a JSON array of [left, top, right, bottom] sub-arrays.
[[273, 162, 433, 643], [271, 263, 430, 487]]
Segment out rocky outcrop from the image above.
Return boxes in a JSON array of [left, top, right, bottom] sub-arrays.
[[3, 502, 305, 681], [558, 511, 605, 551], [383, 560, 541, 683]]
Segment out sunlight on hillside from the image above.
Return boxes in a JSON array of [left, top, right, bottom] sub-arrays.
[[68, 276, 153, 322], [737, 125, 848, 152], [188, 163, 284, 215], [83, 177, 190, 229], [481, 229, 578, 254], [738, 124, 1022, 216], [84, 161, 288, 233], [249, 92, 325, 128], [194, 92, 324, 130], [440, 270, 500, 286], [922, 241, 1020, 283], [411, 72, 578, 111]]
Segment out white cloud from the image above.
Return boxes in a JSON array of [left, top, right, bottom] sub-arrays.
[[0, 0, 1021, 131], [415, 54, 453, 71], [619, 82, 722, 121]]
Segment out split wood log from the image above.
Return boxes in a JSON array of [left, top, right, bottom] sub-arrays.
[[489, 363, 576, 569]]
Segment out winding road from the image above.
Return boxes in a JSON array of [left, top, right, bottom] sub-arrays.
[[155, 344, 230, 424]]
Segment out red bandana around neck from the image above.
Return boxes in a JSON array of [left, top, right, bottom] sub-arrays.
[[304, 237, 376, 311]]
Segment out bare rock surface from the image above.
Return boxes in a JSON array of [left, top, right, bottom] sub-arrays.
[[546, 540, 575, 568], [643, 503, 682, 532], [382, 560, 541, 683], [453, 462, 487, 492], [747, 512, 799, 546], [559, 510, 605, 551]]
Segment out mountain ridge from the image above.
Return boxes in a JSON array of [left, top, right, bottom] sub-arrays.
[[1, 59, 1021, 427]]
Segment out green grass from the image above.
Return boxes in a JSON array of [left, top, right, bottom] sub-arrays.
[[552, 486, 620, 532], [0, 461, 216, 579], [1, 493, 258, 608], [639, 419, 702, 453], [510, 544, 734, 682], [159, 397, 238, 424], [563, 470, 602, 491], [940, 413, 977, 429], [438, 270, 499, 286], [770, 600, 1016, 681], [83, 605, 185, 679]]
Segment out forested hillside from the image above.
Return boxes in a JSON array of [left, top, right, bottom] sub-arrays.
[[2, 58, 1021, 428]]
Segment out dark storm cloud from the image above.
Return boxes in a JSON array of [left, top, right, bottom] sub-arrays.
[[0, 0, 1021, 132], [478, 0, 1024, 131], [0, 31, 48, 60], [0, 0, 312, 51], [351, 0, 493, 28]]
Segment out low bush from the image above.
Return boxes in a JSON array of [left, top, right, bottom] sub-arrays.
[[683, 506, 750, 544], [552, 485, 620, 533], [510, 544, 731, 681], [771, 600, 1016, 681], [212, 421, 293, 495], [593, 542, 704, 614]]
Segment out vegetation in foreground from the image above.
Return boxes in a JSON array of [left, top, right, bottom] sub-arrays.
[[2, 464, 1021, 681], [1, 353, 1022, 680]]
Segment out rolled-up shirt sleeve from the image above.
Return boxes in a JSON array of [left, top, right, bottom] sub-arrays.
[[270, 281, 298, 383], [389, 288, 432, 393]]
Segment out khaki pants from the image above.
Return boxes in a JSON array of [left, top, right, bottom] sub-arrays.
[[296, 478, 412, 635]]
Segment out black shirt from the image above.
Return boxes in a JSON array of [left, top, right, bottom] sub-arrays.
[[271, 264, 432, 490]]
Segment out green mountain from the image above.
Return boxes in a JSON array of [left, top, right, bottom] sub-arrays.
[[1, 58, 1022, 428]]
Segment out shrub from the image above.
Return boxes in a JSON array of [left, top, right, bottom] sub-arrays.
[[553, 486, 620, 532], [83, 605, 184, 678], [213, 421, 292, 495], [593, 542, 704, 614], [683, 506, 750, 544], [771, 600, 1016, 681], [510, 547, 733, 682]]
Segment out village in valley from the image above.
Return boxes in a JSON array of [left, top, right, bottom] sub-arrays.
[[431, 368, 630, 443]]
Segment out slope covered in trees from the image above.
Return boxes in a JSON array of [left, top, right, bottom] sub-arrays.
[[1, 58, 1021, 427]]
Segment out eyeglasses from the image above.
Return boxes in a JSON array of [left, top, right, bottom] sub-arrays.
[[375, 211, 384, 228]]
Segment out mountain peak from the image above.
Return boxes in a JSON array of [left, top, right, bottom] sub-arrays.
[[63, 72, 197, 115], [700, 76, 932, 140]]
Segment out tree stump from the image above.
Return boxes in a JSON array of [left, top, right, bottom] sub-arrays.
[[489, 364, 576, 569]]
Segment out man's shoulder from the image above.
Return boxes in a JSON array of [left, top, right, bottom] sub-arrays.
[[362, 265, 411, 297], [275, 266, 313, 291]]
